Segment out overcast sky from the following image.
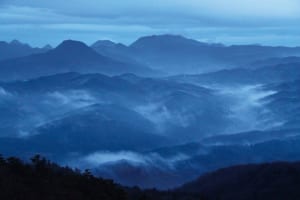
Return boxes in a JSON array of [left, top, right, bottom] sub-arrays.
[[0, 0, 300, 47]]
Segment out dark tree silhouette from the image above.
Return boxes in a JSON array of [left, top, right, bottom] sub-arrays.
[[1, 154, 300, 200], [0, 154, 127, 200]]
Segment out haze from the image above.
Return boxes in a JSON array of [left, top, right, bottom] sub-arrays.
[[1, 0, 300, 46]]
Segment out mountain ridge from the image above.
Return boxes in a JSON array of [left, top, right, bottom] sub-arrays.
[[0, 40, 51, 61], [0, 40, 155, 81]]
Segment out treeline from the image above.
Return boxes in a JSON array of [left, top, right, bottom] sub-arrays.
[[0, 154, 201, 200], [0, 154, 127, 200], [128, 161, 300, 200], [2, 154, 300, 200]]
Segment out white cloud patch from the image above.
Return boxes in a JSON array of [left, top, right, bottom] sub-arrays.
[[134, 103, 192, 132], [45, 90, 97, 109], [216, 84, 281, 133], [66, 151, 190, 170], [2, 90, 102, 138], [0, 87, 10, 96]]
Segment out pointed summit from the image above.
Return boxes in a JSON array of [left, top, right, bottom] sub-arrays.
[[43, 44, 52, 50], [10, 39, 23, 45], [0, 40, 48, 61], [92, 40, 116, 48], [0, 39, 154, 80], [51, 40, 101, 59]]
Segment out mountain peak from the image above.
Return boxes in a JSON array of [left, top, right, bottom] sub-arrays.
[[10, 39, 23, 45], [9, 40, 31, 48], [130, 34, 208, 48], [56, 40, 89, 50], [52, 40, 100, 58], [91, 40, 116, 48], [43, 44, 53, 50]]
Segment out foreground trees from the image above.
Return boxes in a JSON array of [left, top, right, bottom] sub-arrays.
[[0, 154, 127, 200], [2, 154, 300, 200]]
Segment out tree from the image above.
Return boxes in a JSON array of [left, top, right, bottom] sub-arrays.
[[83, 169, 93, 179], [0, 154, 5, 166], [31, 154, 49, 175]]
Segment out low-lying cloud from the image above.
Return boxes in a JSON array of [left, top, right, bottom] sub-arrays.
[[0, 89, 104, 137], [45, 90, 97, 109], [66, 151, 190, 170], [0, 87, 11, 97], [134, 103, 192, 133], [215, 84, 281, 133]]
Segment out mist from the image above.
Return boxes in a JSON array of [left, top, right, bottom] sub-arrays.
[[66, 151, 190, 170], [0, 87, 10, 97], [215, 84, 281, 133], [134, 103, 192, 133]]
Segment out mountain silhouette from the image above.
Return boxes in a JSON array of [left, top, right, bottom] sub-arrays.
[[177, 161, 300, 200], [90, 35, 300, 74], [0, 40, 155, 81], [0, 40, 50, 61]]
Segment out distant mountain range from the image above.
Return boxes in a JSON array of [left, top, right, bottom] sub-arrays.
[[91, 35, 300, 74], [1, 35, 300, 79], [0, 40, 51, 61], [171, 60, 300, 85], [0, 40, 156, 80]]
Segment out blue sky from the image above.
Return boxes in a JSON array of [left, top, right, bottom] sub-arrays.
[[0, 0, 300, 47]]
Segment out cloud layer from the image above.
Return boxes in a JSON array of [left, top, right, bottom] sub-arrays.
[[0, 0, 300, 46]]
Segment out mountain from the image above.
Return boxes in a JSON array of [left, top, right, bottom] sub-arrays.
[[126, 132, 300, 189], [248, 56, 300, 69], [0, 40, 155, 81], [263, 79, 300, 130], [177, 161, 300, 200], [0, 104, 167, 159], [90, 35, 300, 75], [130, 35, 300, 74], [91, 40, 130, 57], [3, 36, 300, 76], [0, 40, 51, 61], [171, 62, 300, 85], [0, 72, 230, 141], [92, 35, 228, 74], [201, 129, 300, 145], [30, 104, 165, 153], [90, 40, 149, 72], [0, 72, 137, 95]]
